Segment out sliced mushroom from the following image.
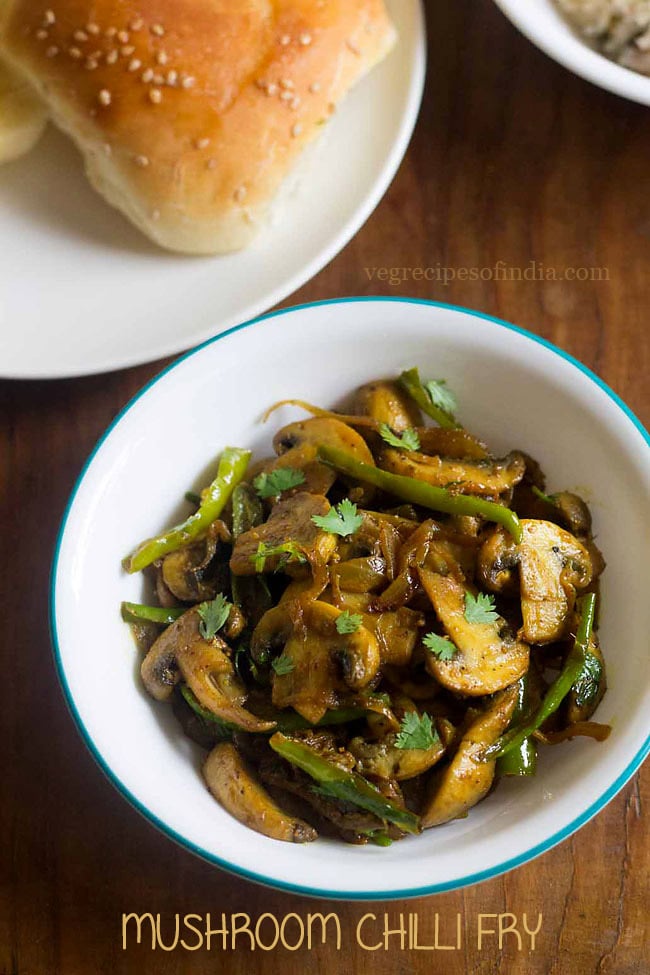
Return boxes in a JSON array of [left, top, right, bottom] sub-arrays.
[[203, 743, 317, 843], [160, 521, 231, 602], [274, 417, 377, 504], [350, 733, 445, 781], [274, 416, 375, 463], [352, 381, 422, 432], [349, 700, 445, 781], [380, 448, 526, 496], [141, 609, 274, 732], [252, 600, 381, 724], [249, 604, 294, 665], [141, 615, 183, 701], [332, 591, 423, 667], [514, 482, 595, 539], [446, 514, 484, 537], [478, 520, 593, 644], [250, 450, 335, 498], [331, 556, 388, 594], [416, 427, 490, 461], [230, 492, 338, 576], [421, 686, 518, 828], [154, 565, 180, 608], [382, 667, 442, 701], [419, 561, 529, 696], [552, 492, 593, 537], [278, 577, 328, 606], [476, 529, 521, 597]]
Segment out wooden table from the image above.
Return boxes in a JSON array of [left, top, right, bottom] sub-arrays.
[[2, 2, 648, 972]]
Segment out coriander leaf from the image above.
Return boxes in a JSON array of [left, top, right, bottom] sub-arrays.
[[198, 593, 231, 640], [272, 652, 295, 676], [378, 423, 421, 452], [312, 499, 363, 538], [464, 592, 499, 625], [532, 485, 558, 506], [394, 712, 439, 751], [423, 631, 457, 661], [250, 541, 307, 573], [254, 467, 306, 499], [252, 542, 268, 573], [275, 543, 308, 570], [336, 610, 363, 635], [425, 379, 457, 418], [573, 652, 603, 707]]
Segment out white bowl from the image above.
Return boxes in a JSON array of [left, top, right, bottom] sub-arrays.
[[51, 298, 650, 899], [494, 0, 650, 106]]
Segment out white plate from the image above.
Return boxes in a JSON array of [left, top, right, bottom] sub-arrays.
[[494, 0, 650, 106], [0, 2, 425, 379], [51, 298, 650, 900]]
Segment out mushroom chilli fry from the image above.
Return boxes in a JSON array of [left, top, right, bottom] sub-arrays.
[[122, 371, 610, 845]]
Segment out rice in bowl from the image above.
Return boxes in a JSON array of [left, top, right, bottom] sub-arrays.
[[556, 0, 650, 73]]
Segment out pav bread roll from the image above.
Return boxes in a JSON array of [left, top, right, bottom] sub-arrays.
[[0, 59, 47, 164], [0, 2, 397, 253]]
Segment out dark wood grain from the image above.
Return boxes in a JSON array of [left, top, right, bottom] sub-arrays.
[[1, 2, 649, 972]]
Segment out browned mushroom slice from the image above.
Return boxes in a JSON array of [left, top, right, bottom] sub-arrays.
[[230, 492, 337, 576], [248, 414, 373, 501], [350, 735, 445, 781], [274, 416, 376, 464], [252, 600, 381, 725], [141, 613, 183, 701], [416, 427, 490, 461], [332, 591, 423, 667], [551, 492, 593, 537], [203, 743, 317, 843], [380, 448, 526, 496], [515, 482, 597, 538], [421, 686, 518, 828], [162, 546, 208, 602], [478, 520, 593, 644], [250, 450, 335, 498], [141, 609, 274, 732], [160, 521, 231, 602], [382, 668, 443, 702], [331, 556, 389, 594], [350, 699, 446, 781], [419, 565, 529, 696], [352, 380, 422, 431], [273, 417, 377, 505]]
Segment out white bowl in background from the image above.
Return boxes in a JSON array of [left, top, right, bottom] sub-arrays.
[[494, 0, 650, 106], [51, 298, 650, 899]]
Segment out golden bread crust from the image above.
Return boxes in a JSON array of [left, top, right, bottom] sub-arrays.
[[0, 1, 396, 253]]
